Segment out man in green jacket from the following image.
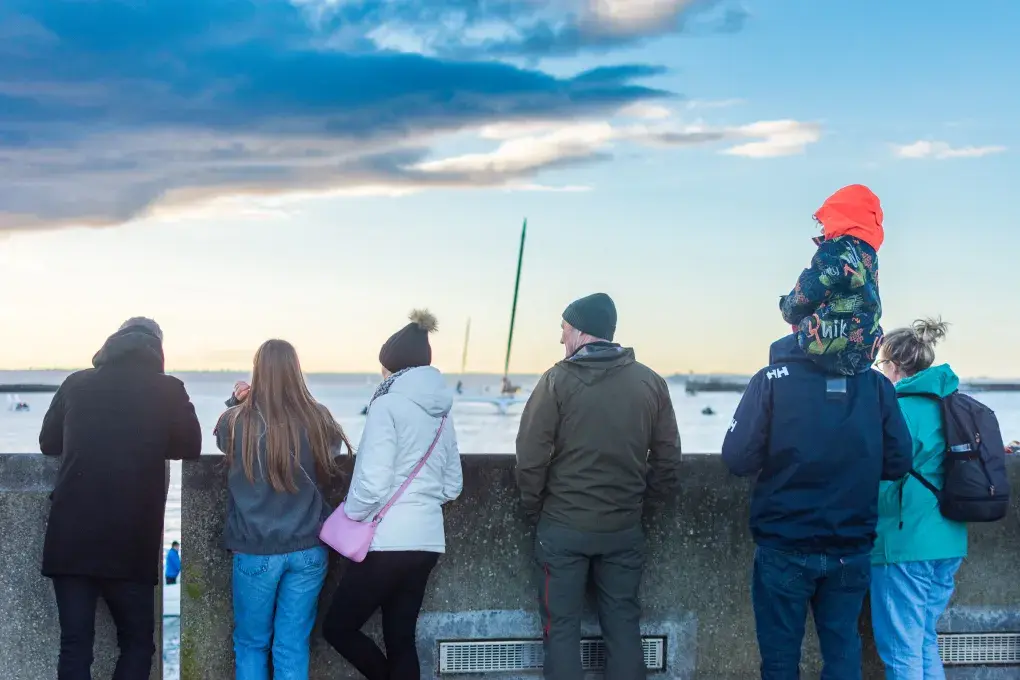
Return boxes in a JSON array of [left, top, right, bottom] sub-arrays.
[[515, 293, 681, 680]]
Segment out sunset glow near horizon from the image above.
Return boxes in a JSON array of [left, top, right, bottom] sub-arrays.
[[1, 1, 1017, 378]]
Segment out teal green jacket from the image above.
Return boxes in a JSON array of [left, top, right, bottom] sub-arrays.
[[872, 364, 968, 566]]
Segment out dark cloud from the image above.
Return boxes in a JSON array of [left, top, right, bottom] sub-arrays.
[[0, 0, 672, 229]]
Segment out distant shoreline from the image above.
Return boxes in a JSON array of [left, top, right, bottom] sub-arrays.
[[1, 369, 1019, 383]]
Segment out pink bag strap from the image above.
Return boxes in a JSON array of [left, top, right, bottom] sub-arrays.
[[373, 416, 447, 524]]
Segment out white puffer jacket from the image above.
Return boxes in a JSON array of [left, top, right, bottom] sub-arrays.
[[344, 366, 463, 553]]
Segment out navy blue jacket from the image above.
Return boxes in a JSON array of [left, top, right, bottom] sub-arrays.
[[722, 335, 912, 555]]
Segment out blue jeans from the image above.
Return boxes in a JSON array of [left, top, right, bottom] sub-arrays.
[[870, 559, 962, 680], [232, 546, 329, 680], [752, 546, 871, 680]]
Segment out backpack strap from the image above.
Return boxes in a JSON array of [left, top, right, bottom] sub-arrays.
[[894, 391, 945, 500], [908, 469, 941, 496]]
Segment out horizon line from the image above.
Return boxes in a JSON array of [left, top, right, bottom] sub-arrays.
[[2, 367, 1018, 382]]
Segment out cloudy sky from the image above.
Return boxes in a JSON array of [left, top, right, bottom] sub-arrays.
[[1, 0, 1016, 377]]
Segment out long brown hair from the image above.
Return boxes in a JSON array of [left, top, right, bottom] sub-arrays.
[[226, 339, 352, 493]]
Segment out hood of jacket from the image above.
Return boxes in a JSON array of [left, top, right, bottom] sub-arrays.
[[559, 342, 636, 386], [386, 366, 453, 417], [92, 326, 165, 372], [894, 363, 959, 399], [814, 184, 885, 252], [768, 334, 812, 366]]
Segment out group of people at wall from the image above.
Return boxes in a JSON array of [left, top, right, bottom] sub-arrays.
[[34, 185, 1011, 680]]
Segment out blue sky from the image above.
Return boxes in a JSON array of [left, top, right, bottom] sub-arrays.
[[1, 0, 1016, 377]]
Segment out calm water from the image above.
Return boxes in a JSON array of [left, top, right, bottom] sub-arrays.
[[5, 370, 1019, 678]]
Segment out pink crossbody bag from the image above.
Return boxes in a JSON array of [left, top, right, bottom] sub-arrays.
[[319, 416, 447, 562]]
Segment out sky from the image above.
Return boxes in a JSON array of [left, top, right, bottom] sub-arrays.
[[1, 0, 1017, 377]]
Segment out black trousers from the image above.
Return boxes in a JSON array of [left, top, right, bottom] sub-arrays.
[[536, 522, 646, 680], [52, 576, 155, 680], [322, 550, 439, 680]]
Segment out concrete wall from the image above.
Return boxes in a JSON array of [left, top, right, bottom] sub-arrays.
[[3, 452, 1017, 679], [0, 454, 164, 680], [179, 454, 1020, 680]]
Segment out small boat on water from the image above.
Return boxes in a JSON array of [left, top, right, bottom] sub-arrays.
[[6, 395, 29, 412], [701, 406, 716, 416], [456, 219, 531, 415]]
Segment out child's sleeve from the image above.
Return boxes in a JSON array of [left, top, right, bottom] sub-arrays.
[[780, 239, 846, 325]]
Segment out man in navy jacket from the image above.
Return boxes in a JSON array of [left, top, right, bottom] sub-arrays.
[[722, 334, 911, 680]]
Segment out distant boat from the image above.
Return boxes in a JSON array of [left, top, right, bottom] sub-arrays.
[[6, 395, 30, 412], [0, 383, 58, 393], [701, 406, 716, 416], [457, 219, 530, 415]]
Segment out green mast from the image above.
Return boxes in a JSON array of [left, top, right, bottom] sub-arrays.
[[503, 218, 527, 385]]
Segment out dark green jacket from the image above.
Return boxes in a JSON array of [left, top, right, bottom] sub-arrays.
[[515, 343, 681, 532]]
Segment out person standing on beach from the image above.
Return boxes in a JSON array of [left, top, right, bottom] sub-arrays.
[[515, 293, 681, 680], [323, 310, 463, 680], [722, 333, 912, 680], [216, 339, 353, 680], [39, 317, 202, 680], [165, 541, 181, 586]]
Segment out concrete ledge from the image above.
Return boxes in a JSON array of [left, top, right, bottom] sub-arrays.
[[6, 451, 1017, 679], [0, 453, 165, 680], [180, 454, 1020, 679]]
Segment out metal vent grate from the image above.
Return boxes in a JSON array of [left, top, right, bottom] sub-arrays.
[[939, 633, 1020, 666], [438, 636, 666, 674]]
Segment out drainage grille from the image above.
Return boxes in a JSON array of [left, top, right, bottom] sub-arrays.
[[438, 636, 666, 674], [939, 633, 1020, 666]]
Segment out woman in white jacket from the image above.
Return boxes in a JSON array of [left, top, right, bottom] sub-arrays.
[[323, 310, 463, 680]]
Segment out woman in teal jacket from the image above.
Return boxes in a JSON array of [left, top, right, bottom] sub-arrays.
[[872, 318, 966, 680]]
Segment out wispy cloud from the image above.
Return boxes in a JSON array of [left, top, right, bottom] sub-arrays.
[[721, 120, 822, 158], [412, 117, 822, 178], [892, 140, 1007, 160], [0, 0, 674, 230], [296, 0, 750, 58]]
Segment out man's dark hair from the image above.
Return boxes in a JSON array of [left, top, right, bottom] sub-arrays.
[[171, 541, 180, 548]]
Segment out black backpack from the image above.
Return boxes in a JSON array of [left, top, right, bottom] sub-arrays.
[[898, 390, 1010, 522]]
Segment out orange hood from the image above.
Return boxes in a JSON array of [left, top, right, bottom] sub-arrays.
[[814, 184, 884, 251]]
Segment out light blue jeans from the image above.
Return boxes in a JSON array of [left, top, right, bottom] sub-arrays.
[[871, 558, 963, 680], [232, 546, 329, 680]]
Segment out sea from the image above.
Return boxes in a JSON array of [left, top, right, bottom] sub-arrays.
[[4, 369, 1019, 679]]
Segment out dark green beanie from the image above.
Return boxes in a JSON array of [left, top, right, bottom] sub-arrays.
[[562, 293, 617, 341]]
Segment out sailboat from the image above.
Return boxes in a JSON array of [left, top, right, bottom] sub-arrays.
[[6, 394, 30, 412], [457, 219, 531, 415]]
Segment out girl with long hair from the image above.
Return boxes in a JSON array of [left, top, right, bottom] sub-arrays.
[[215, 339, 352, 680]]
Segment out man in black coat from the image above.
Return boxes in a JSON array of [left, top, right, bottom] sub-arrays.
[[39, 317, 202, 680]]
